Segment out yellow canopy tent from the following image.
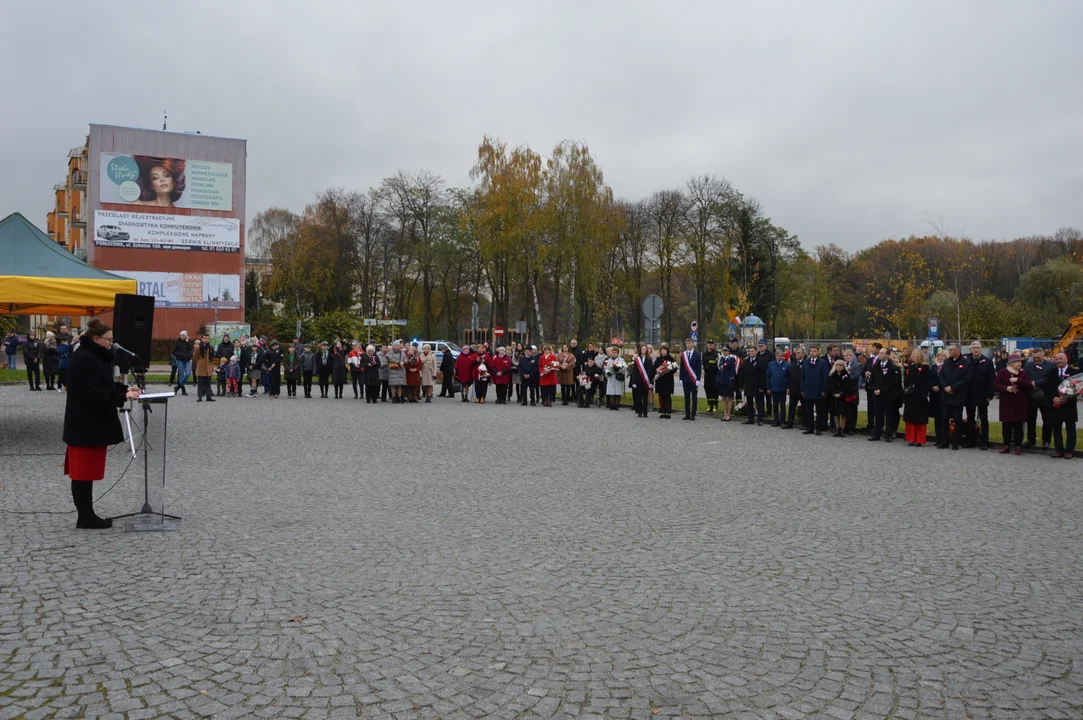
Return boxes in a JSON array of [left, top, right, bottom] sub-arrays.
[[0, 212, 136, 315]]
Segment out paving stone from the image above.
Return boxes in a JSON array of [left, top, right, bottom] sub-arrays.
[[0, 385, 1081, 717]]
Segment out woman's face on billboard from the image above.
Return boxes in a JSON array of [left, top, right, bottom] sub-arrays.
[[149, 166, 174, 195]]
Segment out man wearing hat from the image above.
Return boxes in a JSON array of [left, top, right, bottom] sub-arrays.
[[703, 339, 719, 414]]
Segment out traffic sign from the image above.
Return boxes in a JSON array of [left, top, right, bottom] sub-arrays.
[[691, 330, 699, 343], [642, 294, 663, 321], [363, 318, 377, 327], [515, 320, 527, 334], [392, 319, 408, 326], [493, 326, 505, 336], [690, 320, 698, 332]]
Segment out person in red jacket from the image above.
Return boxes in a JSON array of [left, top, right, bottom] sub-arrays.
[[538, 344, 561, 407], [490, 346, 514, 404], [454, 346, 476, 403]]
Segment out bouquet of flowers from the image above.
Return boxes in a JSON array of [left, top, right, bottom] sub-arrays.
[[578, 371, 592, 389], [1058, 372, 1083, 398], [477, 362, 490, 381], [607, 358, 627, 381], [540, 363, 553, 377], [734, 399, 746, 412], [656, 359, 676, 376]]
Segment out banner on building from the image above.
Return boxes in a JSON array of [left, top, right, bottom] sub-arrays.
[[99, 153, 233, 211], [108, 271, 241, 309], [94, 210, 240, 252]]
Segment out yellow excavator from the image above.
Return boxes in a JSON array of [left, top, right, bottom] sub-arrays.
[[1051, 315, 1083, 365]]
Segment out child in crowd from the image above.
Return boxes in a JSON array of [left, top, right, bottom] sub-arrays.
[[216, 357, 229, 397], [227, 355, 242, 397]]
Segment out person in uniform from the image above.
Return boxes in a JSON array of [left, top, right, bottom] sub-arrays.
[[740, 344, 766, 425], [716, 345, 738, 421], [702, 340, 719, 414]]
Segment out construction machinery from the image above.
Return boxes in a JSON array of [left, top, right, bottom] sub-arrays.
[[1051, 315, 1083, 364]]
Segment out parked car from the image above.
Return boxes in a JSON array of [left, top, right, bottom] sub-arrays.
[[96, 225, 130, 242], [410, 340, 460, 363]]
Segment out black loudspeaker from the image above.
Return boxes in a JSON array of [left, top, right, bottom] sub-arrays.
[[112, 294, 155, 370]]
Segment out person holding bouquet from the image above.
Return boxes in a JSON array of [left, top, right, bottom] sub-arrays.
[[629, 344, 655, 418], [653, 343, 676, 419], [602, 346, 627, 411], [577, 356, 602, 408], [472, 354, 491, 403], [1049, 352, 1079, 458], [538, 344, 561, 407], [557, 344, 577, 405], [994, 353, 1034, 455]]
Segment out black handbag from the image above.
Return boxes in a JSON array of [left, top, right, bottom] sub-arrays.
[[903, 384, 916, 397], [1028, 387, 1045, 406]]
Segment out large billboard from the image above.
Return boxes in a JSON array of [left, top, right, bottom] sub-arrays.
[[99, 152, 233, 211], [109, 271, 241, 309], [94, 210, 240, 252]]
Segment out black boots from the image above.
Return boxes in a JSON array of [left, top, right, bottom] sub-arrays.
[[71, 480, 111, 530]]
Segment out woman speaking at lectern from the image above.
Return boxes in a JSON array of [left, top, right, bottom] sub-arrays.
[[63, 319, 141, 529]]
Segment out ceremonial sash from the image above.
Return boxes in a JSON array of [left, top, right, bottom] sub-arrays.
[[681, 351, 698, 382], [635, 356, 649, 383]]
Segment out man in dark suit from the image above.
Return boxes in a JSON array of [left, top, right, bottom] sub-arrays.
[[801, 345, 829, 435], [785, 346, 805, 429], [868, 347, 901, 442], [679, 338, 703, 421], [938, 344, 970, 450], [861, 342, 883, 431], [740, 345, 766, 425], [1023, 348, 1058, 449], [1050, 352, 1078, 459], [964, 341, 996, 449]]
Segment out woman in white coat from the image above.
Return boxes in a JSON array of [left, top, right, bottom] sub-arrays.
[[601, 346, 627, 411]]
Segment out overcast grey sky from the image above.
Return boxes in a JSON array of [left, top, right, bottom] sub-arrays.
[[2, 0, 1079, 251]]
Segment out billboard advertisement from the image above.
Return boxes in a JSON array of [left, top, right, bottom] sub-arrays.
[[99, 153, 233, 211], [94, 210, 240, 252], [109, 271, 241, 309]]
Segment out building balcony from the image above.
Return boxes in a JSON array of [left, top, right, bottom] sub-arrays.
[[54, 183, 66, 192], [72, 210, 87, 228], [68, 146, 87, 159], [71, 170, 87, 188]]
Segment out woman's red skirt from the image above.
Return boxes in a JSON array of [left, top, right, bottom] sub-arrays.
[[64, 445, 108, 481]]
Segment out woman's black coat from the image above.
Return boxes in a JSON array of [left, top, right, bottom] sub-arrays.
[[652, 355, 675, 395], [361, 353, 382, 385], [63, 338, 128, 447], [43, 344, 59, 376], [903, 363, 932, 424]]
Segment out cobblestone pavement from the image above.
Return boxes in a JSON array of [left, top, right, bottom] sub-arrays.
[[1, 385, 1081, 719]]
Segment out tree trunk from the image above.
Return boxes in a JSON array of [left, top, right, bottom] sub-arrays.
[[530, 269, 545, 345]]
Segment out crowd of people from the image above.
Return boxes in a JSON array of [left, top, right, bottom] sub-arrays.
[[159, 330, 1080, 460], [6, 326, 75, 392]]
